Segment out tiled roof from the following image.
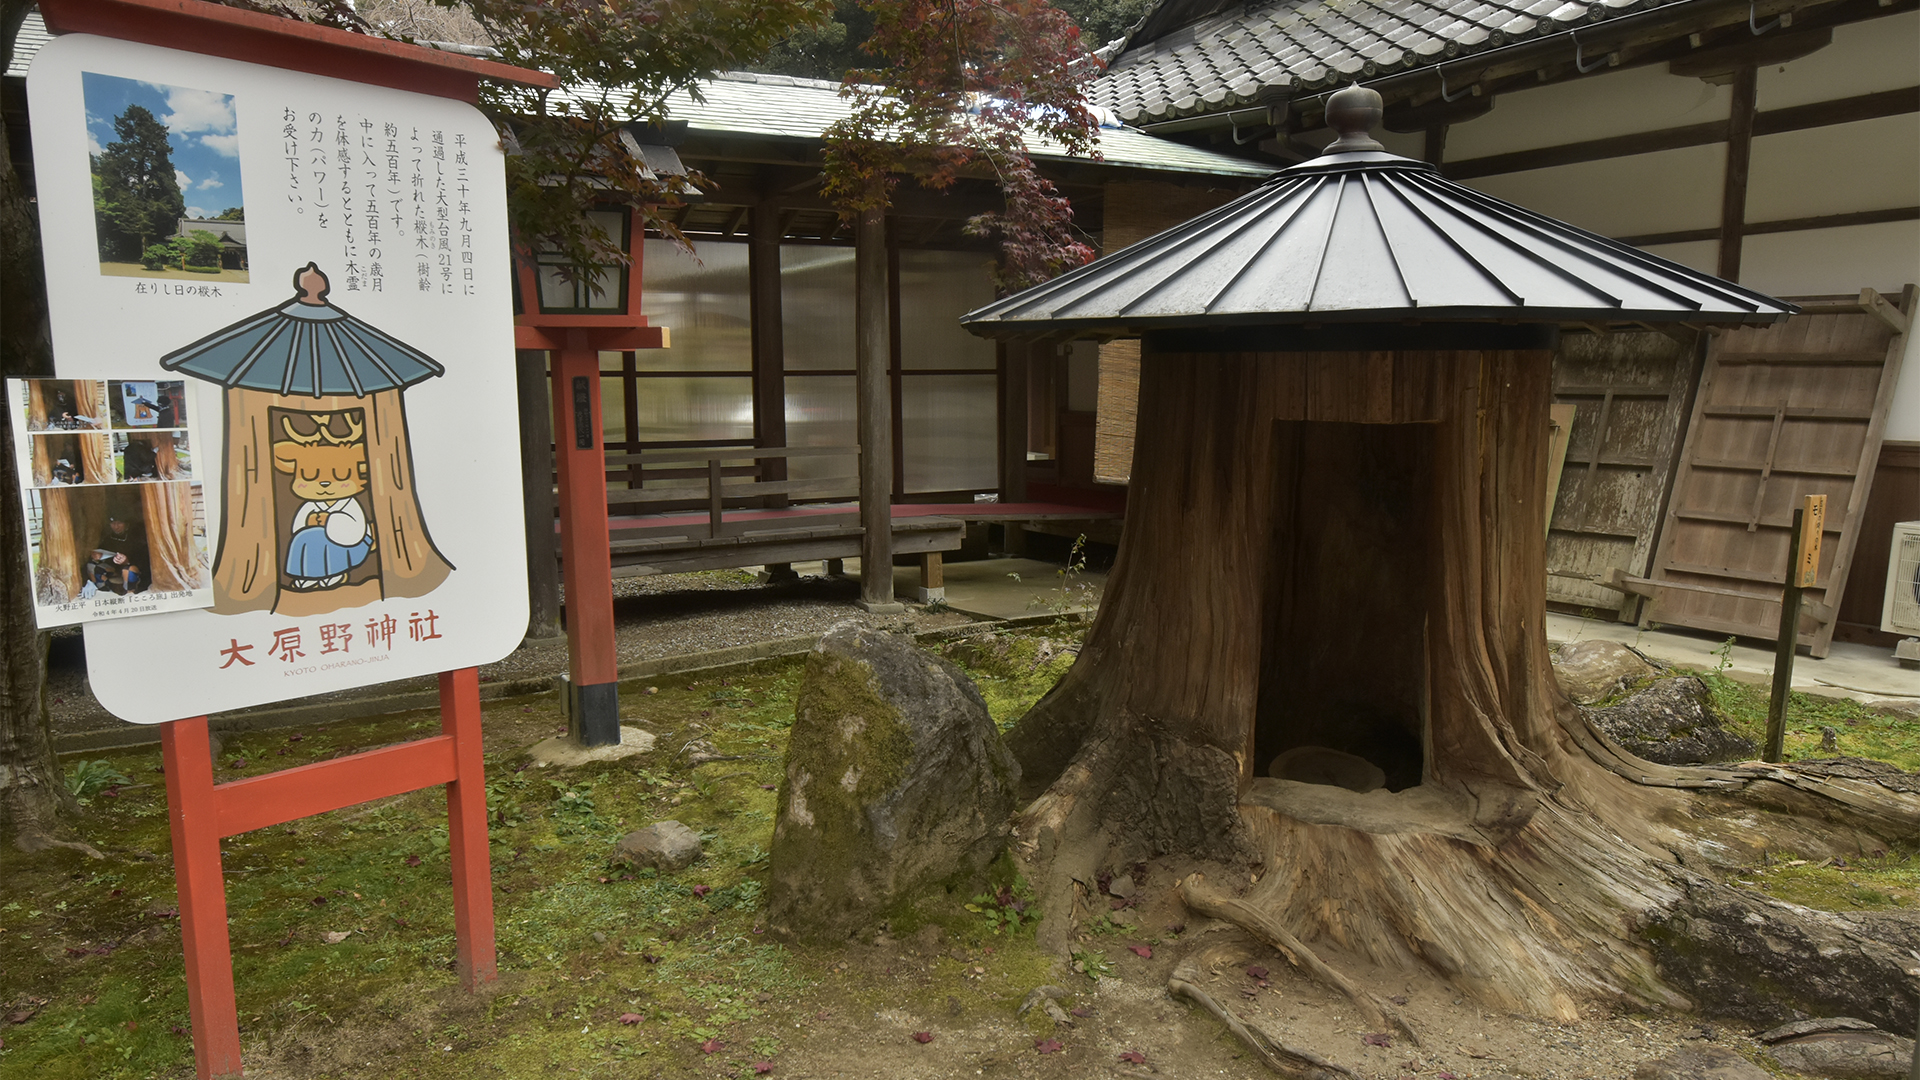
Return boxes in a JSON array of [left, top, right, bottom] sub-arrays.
[[6, 10, 50, 79], [1093, 0, 1689, 124], [597, 72, 1276, 177]]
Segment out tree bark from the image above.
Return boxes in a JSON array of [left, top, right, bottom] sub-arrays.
[[1007, 345, 1920, 1026], [0, 0, 85, 855]]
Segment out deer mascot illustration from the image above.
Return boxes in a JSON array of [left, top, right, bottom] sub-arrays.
[[272, 411, 376, 590]]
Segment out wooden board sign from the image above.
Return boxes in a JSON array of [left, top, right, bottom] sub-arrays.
[[1796, 494, 1826, 588]]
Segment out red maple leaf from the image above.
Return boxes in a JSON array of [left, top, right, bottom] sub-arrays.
[[700, 1038, 722, 1054], [692, 885, 712, 897], [1362, 1032, 1392, 1047], [1035, 1039, 1063, 1054], [1119, 1050, 1146, 1063], [1246, 965, 1269, 979], [752, 1062, 774, 1074], [618, 1013, 643, 1025], [912, 1031, 934, 1044], [1128, 945, 1152, 958]]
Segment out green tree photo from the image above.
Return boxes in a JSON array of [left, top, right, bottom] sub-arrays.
[[91, 103, 185, 261]]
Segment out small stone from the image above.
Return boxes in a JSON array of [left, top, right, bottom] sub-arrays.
[[1553, 639, 1657, 703], [614, 821, 703, 871], [1107, 874, 1136, 899], [591, 931, 607, 943]]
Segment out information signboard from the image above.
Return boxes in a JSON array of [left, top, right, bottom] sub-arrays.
[[29, 33, 527, 723]]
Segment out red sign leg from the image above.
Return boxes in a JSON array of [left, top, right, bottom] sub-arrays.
[[160, 717, 243, 1080], [550, 336, 620, 744], [440, 667, 497, 988]]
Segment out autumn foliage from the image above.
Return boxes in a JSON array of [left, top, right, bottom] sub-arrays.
[[823, 0, 1102, 289]]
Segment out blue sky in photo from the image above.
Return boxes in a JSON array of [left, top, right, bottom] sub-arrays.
[[83, 72, 245, 221]]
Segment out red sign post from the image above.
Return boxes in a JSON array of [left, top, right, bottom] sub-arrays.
[[32, 3, 555, 1076]]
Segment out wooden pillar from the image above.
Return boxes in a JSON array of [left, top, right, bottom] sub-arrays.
[[440, 667, 497, 988], [856, 206, 901, 612], [1423, 123, 1448, 166], [999, 341, 1030, 554], [551, 335, 620, 743], [749, 203, 788, 506], [516, 349, 562, 640], [1718, 64, 1758, 282]]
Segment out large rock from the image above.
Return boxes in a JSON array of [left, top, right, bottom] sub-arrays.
[[1761, 1021, 1916, 1079], [1580, 677, 1757, 764], [614, 820, 702, 871], [767, 622, 1019, 943], [1553, 639, 1657, 703]]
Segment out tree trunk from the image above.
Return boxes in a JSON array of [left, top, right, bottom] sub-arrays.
[[0, 0, 87, 855], [1008, 345, 1920, 1026]]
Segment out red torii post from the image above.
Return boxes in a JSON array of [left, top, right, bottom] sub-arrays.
[[34, 3, 556, 1078]]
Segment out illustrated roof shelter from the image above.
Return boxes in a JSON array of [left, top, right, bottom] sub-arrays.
[[962, 86, 1797, 810]]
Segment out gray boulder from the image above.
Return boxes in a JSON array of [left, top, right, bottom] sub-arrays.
[[1760, 1019, 1916, 1079], [1631, 1047, 1772, 1080], [1553, 639, 1657, 703], [767, 621, 1019, 944], [1581, 676, 1757, 764], [614, 820, 703, 871]]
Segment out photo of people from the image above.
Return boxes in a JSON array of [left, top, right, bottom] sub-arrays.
[[83, 72, 247, 282], [110, 379, 186, 428], [114, 429, 191, 482], [21, 378, 108, 431], [29, 431, 114, 486], [23, 482, 212, 627]]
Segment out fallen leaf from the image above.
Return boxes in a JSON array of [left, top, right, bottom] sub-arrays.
[[1035, 1039, 1063, 1054], [123, 1020, 137, 1032], [404, 855, 422, 868], [1165, 923, 1186, 935], [700, 1038, 722, 1054], [170, 1025, 188, 1036], [1389, 994, 1409, 1005], [618, 1013, 643, 1025], [1069, 1007, 1092, 1018], [1362, 1032, 1392, 1047], [752, 1062, 773, 1074], [1128, 945, 1152, 959], [1246, 965, 1269, 979], [912, 1031, 934, 1043], [1119, 1050, 1146, 1063], [692, 885, 712, 898], [1436, 1073, 1460, 1079], [321, 931, 352, 945], [310, 896, 327, 906]]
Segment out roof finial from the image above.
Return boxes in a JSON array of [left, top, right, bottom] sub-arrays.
[[1323, 83, 1386, 154], [293, 262, 331, 306]]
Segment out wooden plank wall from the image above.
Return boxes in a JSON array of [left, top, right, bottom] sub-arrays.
[[1835, 440, 1920, 646], [1545, 329, 1700, 619], [1640, 288, 1914, 657]]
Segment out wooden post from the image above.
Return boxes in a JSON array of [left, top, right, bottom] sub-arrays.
[[517, 349, 562, 640], [855, 206, 901, 612], [551, 334, 621, 743], [1718, 64, 1758, 282], [440, 668, 496, 989], [915, 551, 945, 603], [999, 342, 1030, 555], [161, 716, 242, 1080], [1765, 495, 1826, 761], [749, 203, 788, 507]]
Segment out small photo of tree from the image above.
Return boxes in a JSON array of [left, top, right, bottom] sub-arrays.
[[83, 72, 248, 282]]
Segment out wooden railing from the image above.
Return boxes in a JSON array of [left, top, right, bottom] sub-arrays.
[[602, 445, 860, 539]]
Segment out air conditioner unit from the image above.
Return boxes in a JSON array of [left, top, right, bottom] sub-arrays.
[[1883, 520, 1920, 666]]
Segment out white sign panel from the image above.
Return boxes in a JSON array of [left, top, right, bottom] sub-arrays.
[[29, 34, 528, 723]]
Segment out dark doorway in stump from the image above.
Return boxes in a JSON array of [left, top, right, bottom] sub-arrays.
[[1255, 420, 1432, 793]]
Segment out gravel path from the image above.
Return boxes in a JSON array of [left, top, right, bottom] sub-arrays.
[[46, 568, 978, 739]]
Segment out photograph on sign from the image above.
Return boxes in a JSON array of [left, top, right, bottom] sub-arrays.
[[83, 71, 249, 283], [29, 34, 528, 721], [9, 376, 214, 628]]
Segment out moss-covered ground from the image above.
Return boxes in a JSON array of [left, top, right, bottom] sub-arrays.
[[1691, 670, 1920, 772], [0, 639, 1082, 1080]]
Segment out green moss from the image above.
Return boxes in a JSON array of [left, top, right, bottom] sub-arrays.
[[1690, 669, 1920, 772], [1726, 850, 1919, 912], [940, 628, 1082, 730]]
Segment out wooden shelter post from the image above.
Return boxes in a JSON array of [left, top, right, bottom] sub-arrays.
[[550, 335, 621, 742], [855, 207, 901, 611], [518, 350, 562, 640]]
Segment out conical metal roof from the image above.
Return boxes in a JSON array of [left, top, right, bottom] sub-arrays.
[[162, 263, 445, 397], [962, 88, 1795, 338]]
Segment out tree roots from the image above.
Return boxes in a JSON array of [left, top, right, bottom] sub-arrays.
[[1168, 931, 1359, 1080]]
